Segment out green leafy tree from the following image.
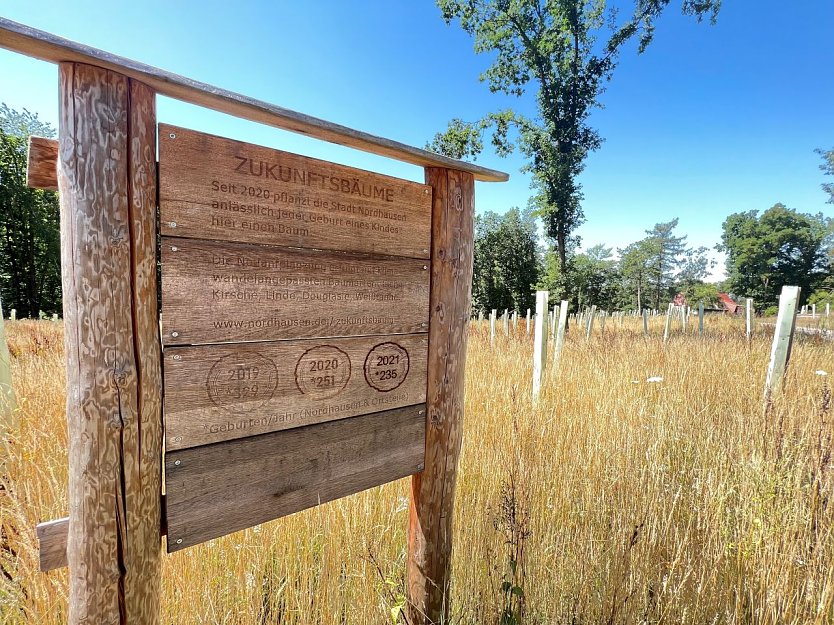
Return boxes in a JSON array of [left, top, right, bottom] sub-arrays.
[[570, 244, 621, 310], [0, 104, 61, 318], [642, 219, 688, 309], [718, 203, 833, 308], [816, 147, 834, 204], [472, 207, 541, 313], [618, 238, 656, 310], [428, 0, 720, 286]]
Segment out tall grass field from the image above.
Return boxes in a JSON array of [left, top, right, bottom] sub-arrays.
[[2, 315, 833, 624]]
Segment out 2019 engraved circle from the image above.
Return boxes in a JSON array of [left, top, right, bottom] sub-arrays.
[[295, 345, 351, 399], [207, 352, 278, 414], [364, 342, 410, 392]]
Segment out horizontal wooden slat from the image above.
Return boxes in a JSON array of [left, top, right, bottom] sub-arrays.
[[160, 237, 430, 345], [26, 136, 58, 190], [0, 18, 509, 183], [159, 125, 433, 259], [164, 333, 428, 450], [165, 403, 426, 551]]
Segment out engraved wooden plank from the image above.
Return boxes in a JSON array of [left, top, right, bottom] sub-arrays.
[[36, 517, 68, 572], [165, 403, 425, 551], [164, 333, 428, 450], [159, 125, 432, 259], [26, 136, 58, 190], [160, 237, 430, 345]]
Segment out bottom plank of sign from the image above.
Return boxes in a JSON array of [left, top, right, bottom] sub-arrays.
[[165, 403, 426, 552]]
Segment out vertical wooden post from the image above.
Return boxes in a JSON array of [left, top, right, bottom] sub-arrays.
[[746, 297, 753, 340], [642, 309, 649, 337], [681, 305, 688, 333], [9, 309, 15, 321], [550, 305, 558, 339], [663, 303, 673, 343], [763, 286, 800, 407], [584, 305, 596, 340], [408, 167, 474, 625], [58, 64, 162, 625], [812, 304, 816, 318], [0, 294, 15, 415], [490, 309, 496, 345], [526, 308, 531, 334], [532, 290, 549, 401], [503, 309, 509, 335], [698, 301, 704, 337], [553, 300, 568, 370]]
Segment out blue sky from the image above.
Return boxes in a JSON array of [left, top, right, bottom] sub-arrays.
[[1, 1, 832, 280]]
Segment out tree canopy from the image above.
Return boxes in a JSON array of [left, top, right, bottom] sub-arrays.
[[0, 104, 62, 318], [428, 0, 720, 289]]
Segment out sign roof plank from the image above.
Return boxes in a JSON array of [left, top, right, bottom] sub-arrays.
[[0, 18, 509, 182]]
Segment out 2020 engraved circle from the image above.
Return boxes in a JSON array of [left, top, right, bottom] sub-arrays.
[[295, 345, 351, 398], [207, 353, 278, 414], [364, 342, 410, 392]]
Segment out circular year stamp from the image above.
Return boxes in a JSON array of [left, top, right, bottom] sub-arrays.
[[207, 352, 278, 414], [295, 345, 351, 398], [364, 342, 410, 392]]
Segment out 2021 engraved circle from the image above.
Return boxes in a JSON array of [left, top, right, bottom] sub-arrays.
[[207, 353, 278, 414], [364, 342, 410, 392], [295, 345, 351, 398]]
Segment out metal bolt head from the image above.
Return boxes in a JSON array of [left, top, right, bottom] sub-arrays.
[[169, 132, 176, 139], [173, 436, 183, 443], [171, 331, 179, 338], [176, 538, 183, 544], [171, 246, 178, 252], [174, 460, 181, 466], [422, 265, 428, 270], [417, 463, 425, 471], [173, 354, 182, 361], [169, 221, 177, 228]]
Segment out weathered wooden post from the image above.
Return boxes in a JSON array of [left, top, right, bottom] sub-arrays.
[[58, 63, 162, 625], [698, 301, 704, 337], [663, 303, 673, 343], [0, 295, 15, 415], [763, 286, 800, 408], [9, 309, 15, 321], [503, 309, 509, 335], [553, 300, 568, 370], [812, 303, 816, 318], [478, 310, 483, 323], [408, 167, 475, 624], [490, 309, 497, 345], [681, 305, 688, 333], [532, 290, 549, 401], [550, 304, 558, 339], [599, 310, 606, 333], [642, 309, 649, 337], [827, 302, 830, 317], [526, 308, 531, 334], [746, 297, 753, 340]]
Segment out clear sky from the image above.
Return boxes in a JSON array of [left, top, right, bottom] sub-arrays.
[[1, 1, 832, 280]]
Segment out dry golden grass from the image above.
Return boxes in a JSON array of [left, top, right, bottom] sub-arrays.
[[2, 315, 833, 624]]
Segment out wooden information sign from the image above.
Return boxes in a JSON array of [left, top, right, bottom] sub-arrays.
[[160, 125, 431, 552]]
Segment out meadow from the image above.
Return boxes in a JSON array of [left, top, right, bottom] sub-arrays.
[[2, 314, 833, 624]]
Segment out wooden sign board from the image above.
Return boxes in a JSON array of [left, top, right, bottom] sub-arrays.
[[159, 124, 432, 259], [158, 125, 432, 552], [160, 237, 429, 345], [164, 333, 428, 450]]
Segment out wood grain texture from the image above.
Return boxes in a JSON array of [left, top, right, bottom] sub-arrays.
[[407, 168, 475, 625], [26, 135, 58, 190], [764, 285, 800, 405], [0, 18, 508, 183], [160, 237, 430, 345], [165, 404, 426, 551], [159, 125, 432, 259], [58, 63, 161, 625], [164, 333, 428, 450], [36, 517, 68, 572]]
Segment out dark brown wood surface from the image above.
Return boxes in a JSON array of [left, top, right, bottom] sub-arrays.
[[164, 333, 427, 450], [159, 125, 432, 259], [36, 517, 67, 572], [407, 168, 475, 625], [165, 404, 426, 551], [26, 136, 58, 190], [161, 237, 430, 345], [0, 18, 508, 183], [58, 64, 162, 625]]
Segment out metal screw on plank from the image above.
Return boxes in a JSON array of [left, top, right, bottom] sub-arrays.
[[418, 410, 425, 415], [422, 265, 428, 270], [176, 538, 183, 544], [169, 132, 176, 139], [417, 463, 425, 471], [171, 246, 178, 252], [173, 354, 181, 360], [174, 460, 181, 466], [173, 436, 182, 443], [172, 331, 179, 338], [169, 222, 177, 228]]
